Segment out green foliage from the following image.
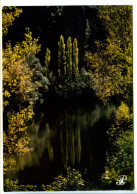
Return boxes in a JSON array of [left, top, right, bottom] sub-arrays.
[[102, 102, 133, 189], [42, 167, 85, 191], [2, 7, 23, 36], [85, 6, 132, 104], [4, 179, 37, 191], [102, 131, 133, 188]]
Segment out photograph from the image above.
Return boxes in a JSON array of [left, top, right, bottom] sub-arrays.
[[1, 4, 134, 192]]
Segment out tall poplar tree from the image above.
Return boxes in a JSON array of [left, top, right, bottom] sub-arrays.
[[45, 48, 51, 77], [58, 35, 66, 79], [66, 37, 72, 79], [73, 38, 79, 78], [57, 36, 79, 81]]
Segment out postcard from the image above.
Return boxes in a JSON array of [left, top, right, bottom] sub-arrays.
[[1, 0, 136, 193]]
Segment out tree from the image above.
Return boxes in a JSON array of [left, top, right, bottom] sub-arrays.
[[26, 53, 49, 105], [3, 106, 34, 174], [3, 30, 42, 174], [45, 48, 51, 77], [58, 35, 67, 79], [73, 38, 79, 78], [102, 102, 133, 189], [57, 35, 79, 82], [66, 37, 72, 79], [2, 6, 22, 36], [3, 7, 48, 176], [3, 29, 41, 109], [85, 6, 132, 104], [84, 7, 133, 189]]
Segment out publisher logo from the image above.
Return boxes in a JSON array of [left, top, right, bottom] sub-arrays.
[[116, 175, 127, 185]]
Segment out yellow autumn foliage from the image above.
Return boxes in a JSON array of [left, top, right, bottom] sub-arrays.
[[2, 7, 23, 36], [3, 9, 41, 174], [3, 106, 34, 174], [3, 29, 41, 109], [85, 6, 132, 104], [115, 102, 131, 126]]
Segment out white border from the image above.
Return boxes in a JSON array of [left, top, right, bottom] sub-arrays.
[[0, 0, 136, 6], [0, 0, 137, 194]]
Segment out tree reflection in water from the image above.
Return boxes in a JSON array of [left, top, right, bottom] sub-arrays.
[[14, 102, 117, 185]]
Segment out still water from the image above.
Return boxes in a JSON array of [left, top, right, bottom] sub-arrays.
[[13, 102, 117, 187]]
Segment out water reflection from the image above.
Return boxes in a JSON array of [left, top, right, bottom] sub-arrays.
[[17, 120, 55, 170], [15, 102, 117, 184], [60, 125, 81, 167]]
